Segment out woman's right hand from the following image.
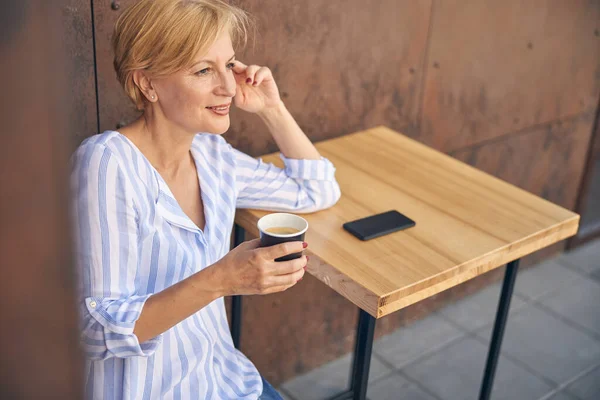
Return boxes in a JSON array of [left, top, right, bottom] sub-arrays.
[[212, 239, 307, 296]]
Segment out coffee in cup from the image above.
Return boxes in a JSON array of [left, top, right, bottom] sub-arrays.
[[264, 227, 301, 235], [257, 213, 308, 261]]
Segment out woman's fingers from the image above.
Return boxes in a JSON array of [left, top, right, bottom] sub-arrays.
[[270, 256, 307, 275], [231, 60, 247, 74], [252, 256, 307, 294], [243, 65, 261, 84], [261, 283, 296, 295], [259, 241, 305, 261], [252, 67, 272, 86], [267, 266, 305, 288]]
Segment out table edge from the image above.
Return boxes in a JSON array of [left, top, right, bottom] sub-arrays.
[[376, 216, 579, 317]]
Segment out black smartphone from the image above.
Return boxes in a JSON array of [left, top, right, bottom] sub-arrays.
[[343, 210, 416, 241]]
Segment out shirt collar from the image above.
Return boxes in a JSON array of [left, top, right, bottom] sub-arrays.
[[155, 178, 203, 234]]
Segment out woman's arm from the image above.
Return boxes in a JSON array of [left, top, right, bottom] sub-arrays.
[[258, 101, 321, 160], [132, 265, 222, 343], [232, 62, 321, 160], [230, 63, 341, 213], [134, 239, 307, 344]]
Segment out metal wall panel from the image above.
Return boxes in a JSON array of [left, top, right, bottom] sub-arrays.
[[450, 112, 595, 211], [420, 0, 600, 152], [62, 0, 98, 148], [93, 0, 141, 133]]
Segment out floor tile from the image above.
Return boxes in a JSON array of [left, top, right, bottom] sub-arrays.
[[276, 389, 295, 400], [542, 390, 579, 400], [402, 336, 554, 400], [373, 314, 465, 370], [281, 353, 391, 400], [564, 365, 600, 400], [475, 305, 600, 384], [438, 280, 527, 332], [514, 259, 584, 301], [539, 276, 600, 336], [367, 373, 438, 400], [591, 269, 600, 283], [559, 240, 600, 275]]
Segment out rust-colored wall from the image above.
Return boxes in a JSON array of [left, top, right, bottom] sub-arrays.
[[450, 112, 595, 211], [63, 0, 98, 149], [78, 0, 600, 385], [94, 0, 141, 132], [421, 0, 600, 152]]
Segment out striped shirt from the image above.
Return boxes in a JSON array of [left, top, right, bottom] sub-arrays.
[[70, 131, 341, 399]]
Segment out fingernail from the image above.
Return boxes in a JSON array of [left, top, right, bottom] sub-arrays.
[[246, 78, 252, 83], [303, 242, 308, 248]]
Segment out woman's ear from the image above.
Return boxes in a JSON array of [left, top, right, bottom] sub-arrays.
[[133, 70, 157, 102]]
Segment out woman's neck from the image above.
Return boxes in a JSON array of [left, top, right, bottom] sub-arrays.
[[121, 114, 196, 179]]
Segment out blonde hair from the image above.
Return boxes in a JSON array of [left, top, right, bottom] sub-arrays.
[[112, 0, 251, 110]]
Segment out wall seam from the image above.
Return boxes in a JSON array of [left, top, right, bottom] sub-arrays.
[[416, 0, 436, 132], [90, 0, 100, 134]]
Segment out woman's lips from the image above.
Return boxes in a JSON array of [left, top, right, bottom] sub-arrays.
[[206, 103, 230, 116]]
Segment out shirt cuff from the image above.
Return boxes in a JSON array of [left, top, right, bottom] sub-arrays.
[[279, 154, 337, 181], [84, 295, 161, 358]]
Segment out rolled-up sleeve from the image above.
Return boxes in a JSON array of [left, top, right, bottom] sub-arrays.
[[71, 143, 161, 361], [232, 147, 341, 213]]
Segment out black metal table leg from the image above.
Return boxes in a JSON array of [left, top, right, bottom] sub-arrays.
[[230, 224, 245, 349], [479, 259, 520, 400], [327, 309, 377, 400], [350, 309, 377, 400]]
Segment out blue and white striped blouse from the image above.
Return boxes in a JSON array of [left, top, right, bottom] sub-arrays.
[[70, 131, 341, 399]]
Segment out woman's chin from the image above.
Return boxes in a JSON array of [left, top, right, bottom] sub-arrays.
[[199, 118, 230, 135]]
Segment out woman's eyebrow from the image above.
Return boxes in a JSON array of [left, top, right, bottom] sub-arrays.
[[191, 54, 236, 68]]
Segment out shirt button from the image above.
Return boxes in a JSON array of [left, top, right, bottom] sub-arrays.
[[89, 301, 97, 308]]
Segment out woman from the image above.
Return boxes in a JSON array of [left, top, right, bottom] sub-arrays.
[[71, 0, 341, 399]]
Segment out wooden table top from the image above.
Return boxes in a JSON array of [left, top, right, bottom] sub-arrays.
[[234, 126, 579, 318]]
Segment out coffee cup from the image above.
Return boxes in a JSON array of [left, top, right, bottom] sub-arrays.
[[257, 213, 308, 262]]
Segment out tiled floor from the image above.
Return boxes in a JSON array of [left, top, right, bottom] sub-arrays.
[[278, 239, 600, 400]]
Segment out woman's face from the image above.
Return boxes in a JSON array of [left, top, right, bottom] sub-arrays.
[[152, 31, 237, 135]]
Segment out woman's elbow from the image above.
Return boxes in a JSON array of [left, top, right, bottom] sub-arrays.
[[332, 183, 342, 205], [315, 182, 342, 211], [293, 181, 341, 213]]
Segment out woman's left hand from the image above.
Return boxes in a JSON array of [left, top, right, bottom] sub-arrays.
[[232, 61, 282, 114]]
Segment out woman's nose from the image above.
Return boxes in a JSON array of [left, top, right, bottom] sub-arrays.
[[216, 71, 236, 97]]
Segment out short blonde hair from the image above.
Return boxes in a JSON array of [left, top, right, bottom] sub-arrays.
[[112, 0, 250, 110]]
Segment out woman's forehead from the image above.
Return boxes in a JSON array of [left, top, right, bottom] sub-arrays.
[[193, 31, 234, 64]]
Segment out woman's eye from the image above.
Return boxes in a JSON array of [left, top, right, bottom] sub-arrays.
[[196, 68, 210, 75], [226, 62, 235, 70]]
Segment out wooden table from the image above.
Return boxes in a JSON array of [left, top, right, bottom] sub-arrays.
[[231, 126, 579, 400]]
